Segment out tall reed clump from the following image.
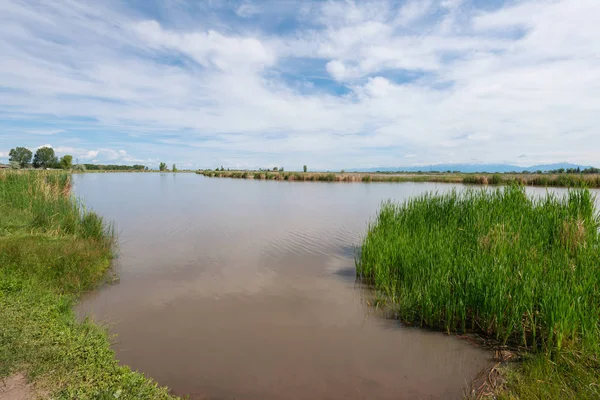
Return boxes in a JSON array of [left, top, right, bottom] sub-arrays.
[[0, 171, 110, 242], [358, 185, 600, 396], [358, 186, 600, 355], [462, 175, 488, 185], [0, 170, 174, 399]]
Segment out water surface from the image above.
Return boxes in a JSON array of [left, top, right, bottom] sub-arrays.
[[75, 173, 500, 400]]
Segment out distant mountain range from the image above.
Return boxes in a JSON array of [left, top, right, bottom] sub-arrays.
[[348, 163, 595, 173]]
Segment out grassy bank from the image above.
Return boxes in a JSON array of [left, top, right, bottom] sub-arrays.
[[197, 170, 600, 188], [0, 171, 175, 399], [357, 186, 600, 398]]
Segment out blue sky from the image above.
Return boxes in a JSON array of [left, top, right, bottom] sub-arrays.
[[1, 0, 598, 170]]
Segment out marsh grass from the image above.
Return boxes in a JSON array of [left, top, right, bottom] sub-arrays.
[[197, 170, 600, 188], [357, 185, 600, 398], [0, 170, 175, 399]]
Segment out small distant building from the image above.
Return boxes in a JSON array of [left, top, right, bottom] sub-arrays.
[[0, 163, 10, 169]]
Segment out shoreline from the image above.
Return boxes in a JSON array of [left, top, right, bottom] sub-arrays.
[[0, 171, 176, 399], [197, 170, 600, 188]]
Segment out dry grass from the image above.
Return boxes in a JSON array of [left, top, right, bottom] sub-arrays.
[[197, 170, 600, 188]]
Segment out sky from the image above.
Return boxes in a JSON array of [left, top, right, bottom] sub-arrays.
[[0, 0, 599, 170]]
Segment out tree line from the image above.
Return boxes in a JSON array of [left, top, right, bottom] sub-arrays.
[[83, 164, 146, 171], [7, 146, 148, 171], [547, 167, 600, 174], [8, 146, 72, 170], [210, 165, 307, 172]]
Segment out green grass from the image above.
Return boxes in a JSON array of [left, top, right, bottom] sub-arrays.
[[357, 185, 600, 398], [0, 170, 176, 399], [498, 351, 600, 399]]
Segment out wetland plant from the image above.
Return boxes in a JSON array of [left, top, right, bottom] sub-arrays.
[[358, 185, 600, 356]]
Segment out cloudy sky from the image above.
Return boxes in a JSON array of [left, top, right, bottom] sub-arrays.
[[1, 0, 598, 170]]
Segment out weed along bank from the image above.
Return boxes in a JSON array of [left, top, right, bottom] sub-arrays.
[[0, 171, 175, 399]]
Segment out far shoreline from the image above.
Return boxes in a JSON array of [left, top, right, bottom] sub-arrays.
[[196, 170, 600, 188]]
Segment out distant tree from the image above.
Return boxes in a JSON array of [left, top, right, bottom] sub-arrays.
[[280, 167, 284, 172], [8, 147, 33, 168], [33, 146, 58, 169], [159, 162, 167, 171], [59, 155, 73, 170], [9, 160, 21, 169], [303, 165, 307, 173], [172, 164, 177, 172], [341, 169, 345, 174], [73, 163, 86, 172]]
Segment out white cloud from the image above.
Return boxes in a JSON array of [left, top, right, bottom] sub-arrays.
[[0, 0, 598, 168], [236, 2, 261, 18], [441, 0, 463, 10], [363, 77, 392, 97], [53, 146, 143, 163], [132, 20, 276, 71], [472, 1, 554, 31], [396, 0, 433, 26], [25, 129, 64, 135], [325, 60, 348, 81]]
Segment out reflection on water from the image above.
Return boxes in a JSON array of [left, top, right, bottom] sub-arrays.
[[74, 173, 514, 399]]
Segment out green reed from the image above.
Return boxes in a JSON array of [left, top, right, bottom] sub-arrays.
[[358, 185, 600, 355], [0, 170, 112, 241]]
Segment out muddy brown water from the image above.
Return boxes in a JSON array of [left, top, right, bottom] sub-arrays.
[[72, 173, 551, 400]]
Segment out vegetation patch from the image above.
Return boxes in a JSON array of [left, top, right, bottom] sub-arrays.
[[357, 186, 600, 398], [197, 170, 600, 188], [0, 171, 176, 399]]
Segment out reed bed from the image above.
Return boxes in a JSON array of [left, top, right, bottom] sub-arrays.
[[197, 170, 600, 188], [357, 185, 600, 398], [1, 170, 109, 241]]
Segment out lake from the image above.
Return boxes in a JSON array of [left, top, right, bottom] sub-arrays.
[[74, 173, 580, 399]]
